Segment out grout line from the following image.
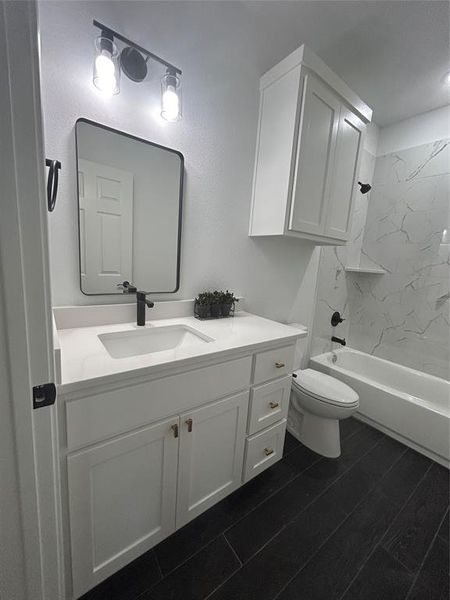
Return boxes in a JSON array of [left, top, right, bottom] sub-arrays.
[[337, 460, 434, 600], [403, 495, 450, 600], [202, 534, 243, 600], [377, 460, 433, 553], [143, 424, 385, 600], [223, 429, 386, 566], [271, 513, 350, 600], [223, 532, 243, 567], [272, 442, 422, 600], [153, 550, 164, 582], [438, 507, 449, 543], [223, 425, 383, 541]]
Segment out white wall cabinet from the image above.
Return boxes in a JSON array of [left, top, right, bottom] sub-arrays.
[[249, 45, 371, 246]]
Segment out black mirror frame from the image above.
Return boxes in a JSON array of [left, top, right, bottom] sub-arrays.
[[75, 117, 183, 296]]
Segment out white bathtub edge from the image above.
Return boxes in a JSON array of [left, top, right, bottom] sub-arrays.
[[354, 413, 449, 469]]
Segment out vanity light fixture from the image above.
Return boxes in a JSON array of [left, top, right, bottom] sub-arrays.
[[92, 20, 182, 121]]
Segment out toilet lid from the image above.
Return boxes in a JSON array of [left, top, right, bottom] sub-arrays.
[[292, 369, 359, 407]]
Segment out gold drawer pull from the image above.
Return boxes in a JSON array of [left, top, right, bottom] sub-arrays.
[[264, 447, 274, 456], [269, 401, 279, 409], [171, 423, 179, 438], [275, 362, 285, 369], [185, 418, 193, 433]]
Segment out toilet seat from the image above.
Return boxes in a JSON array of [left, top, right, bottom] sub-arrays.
[[292, 368, 359, 408]]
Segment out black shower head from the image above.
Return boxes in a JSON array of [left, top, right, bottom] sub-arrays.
[[358, 181, 372, 194]]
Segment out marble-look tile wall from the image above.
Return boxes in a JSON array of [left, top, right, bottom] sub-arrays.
[[348, 139, 450, 380], [311, 138, 449, 380], [310, 147, 377, 356]]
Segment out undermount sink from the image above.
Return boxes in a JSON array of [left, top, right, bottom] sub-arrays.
[[98, 325, 214, 358]]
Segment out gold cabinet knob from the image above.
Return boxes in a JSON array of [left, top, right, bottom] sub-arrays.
[[275, 362, 285, 369], [185, 418, 193, 433], [269, 401, 279, 409], [171, 423, 179, 438], [264, 447, 274, 456]]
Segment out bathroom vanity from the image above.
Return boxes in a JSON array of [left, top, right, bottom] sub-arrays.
[[53, 303, 306, 598]]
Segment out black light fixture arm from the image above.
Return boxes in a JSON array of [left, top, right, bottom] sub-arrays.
[[93, 20, 182, 75]]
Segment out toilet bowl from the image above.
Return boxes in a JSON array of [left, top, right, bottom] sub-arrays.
[[290, 368, 359, 458]]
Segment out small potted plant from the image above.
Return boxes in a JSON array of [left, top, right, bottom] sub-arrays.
[[194, 292, 211, 319], [221, 290, 238, 317], [209, 290, 222, 317]]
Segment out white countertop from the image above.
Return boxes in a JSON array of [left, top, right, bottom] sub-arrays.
[[56, 311, 306, 393]]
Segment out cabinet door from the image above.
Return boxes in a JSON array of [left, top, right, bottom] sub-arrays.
[[176, 391, 249, 528], [68, 418, 179, 598], [289, 73, 340, 236], [249, 65, 302, 236], [324, 107, 365, 240]]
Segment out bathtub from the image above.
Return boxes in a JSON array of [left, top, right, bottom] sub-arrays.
[[310, 348, 450, 467]]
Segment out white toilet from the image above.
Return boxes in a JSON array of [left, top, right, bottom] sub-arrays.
[[290, 368, 359, 458]]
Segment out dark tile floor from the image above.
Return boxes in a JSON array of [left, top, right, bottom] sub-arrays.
[[80, 418, 449, 600]]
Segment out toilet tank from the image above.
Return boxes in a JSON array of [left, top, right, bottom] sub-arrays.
[[288, 323, 309, 371]]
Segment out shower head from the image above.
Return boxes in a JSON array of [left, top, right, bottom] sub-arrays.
[[358, 181, 372, 194]]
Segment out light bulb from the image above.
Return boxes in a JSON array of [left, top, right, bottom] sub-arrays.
[[95, 53, 115, 77], [93, 36, 120, 95], [161, 70, 182, 122], [161, 87, 180, 121]]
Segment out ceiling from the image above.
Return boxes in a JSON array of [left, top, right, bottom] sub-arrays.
[[240, 0, 450, 127], [109, 0, 450, 127]]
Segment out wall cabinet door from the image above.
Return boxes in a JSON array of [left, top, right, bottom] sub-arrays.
[[288, 73, 340, 236], [176, 391, 249, 528], [68, 417, 179, 598], [324, 108, 365, 240]]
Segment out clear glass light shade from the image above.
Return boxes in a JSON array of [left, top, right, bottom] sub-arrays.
[[93, 36, 120, 95], [161, 71, 182, 122]]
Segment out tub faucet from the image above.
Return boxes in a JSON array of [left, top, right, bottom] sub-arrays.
[[136, 291, 154, 326], [331, 336, 346, 346]]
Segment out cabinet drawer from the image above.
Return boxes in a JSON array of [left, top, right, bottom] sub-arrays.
[[253, 345, 294, 384], [243, 419, 287, 482], [248, 376, 291, 435]]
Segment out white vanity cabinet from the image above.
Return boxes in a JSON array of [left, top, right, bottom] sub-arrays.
[[249, 45, 371, 245], [176, 391, 248, 527], [67, 417, 179, 594], [60, 340, 297, 599]]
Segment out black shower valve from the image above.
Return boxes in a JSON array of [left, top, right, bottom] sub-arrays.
[[331, 311, 345, 327]]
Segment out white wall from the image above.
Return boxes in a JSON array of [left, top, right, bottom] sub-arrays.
[[377, 105, 450, 156], [38, 0, 317, 327]]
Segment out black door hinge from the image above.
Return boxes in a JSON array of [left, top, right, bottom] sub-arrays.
[[32, 382, 56, 409]]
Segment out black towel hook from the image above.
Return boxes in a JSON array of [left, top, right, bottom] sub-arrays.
[[45, 158, 61, 212]]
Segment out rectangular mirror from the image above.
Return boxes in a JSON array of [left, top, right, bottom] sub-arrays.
[[75, 119, 183, 295]]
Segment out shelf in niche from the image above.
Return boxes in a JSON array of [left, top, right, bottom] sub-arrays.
[[345, 266, 386, 275]]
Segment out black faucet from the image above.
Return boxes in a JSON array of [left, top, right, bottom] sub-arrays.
[[118, 281, 154, 325], [118, 280, 137, 294], [136, 291, 154, 326], [331, 336, 346, 346]]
